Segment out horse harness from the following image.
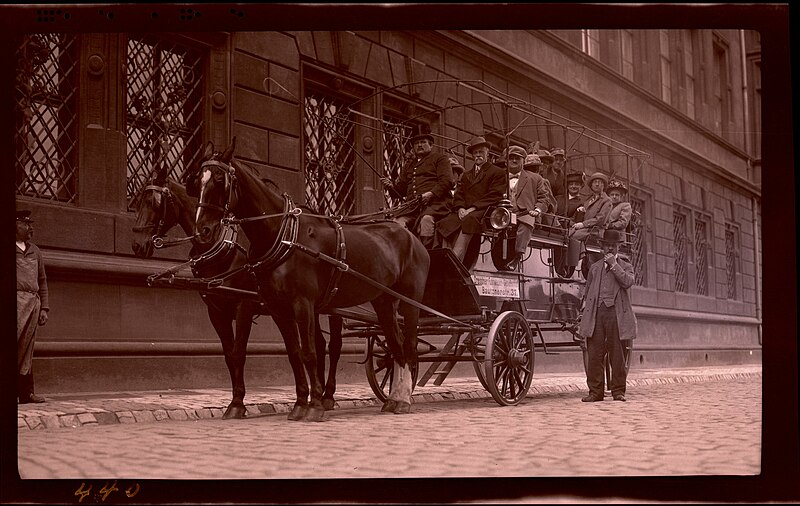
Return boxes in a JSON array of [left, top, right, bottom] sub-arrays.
[[199, 158, 348, 312]]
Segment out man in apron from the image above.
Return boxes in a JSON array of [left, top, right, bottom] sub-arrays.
[[16, 209, 49, 403]]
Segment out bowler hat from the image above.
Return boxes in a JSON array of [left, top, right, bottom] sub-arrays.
[[506, 145, 527, 159], [409, 123, 434, 144], [466, 136, 492, 155], [586, 172, 608, 187], [600, 229, 625, 244], [607, 179, 628, 194], [16, 210, 33, 223], [566, 171, 585, 184]]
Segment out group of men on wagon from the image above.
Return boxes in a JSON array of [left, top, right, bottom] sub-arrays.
[[381, 123, 633, 277]]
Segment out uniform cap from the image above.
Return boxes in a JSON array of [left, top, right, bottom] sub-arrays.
[[16, 210, 33, 223]]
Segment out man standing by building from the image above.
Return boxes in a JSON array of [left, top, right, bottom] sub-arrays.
[[381, 123, 455, 249], [579, 228, 637, 403], [16, 209, 49, 404]]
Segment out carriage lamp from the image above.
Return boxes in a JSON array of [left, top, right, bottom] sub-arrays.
[[488, 199, 514, 230]]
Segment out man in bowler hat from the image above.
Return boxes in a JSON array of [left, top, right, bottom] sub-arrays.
[[579, 228, 637, 402], [16, 209, 49, 403], [439, 136, 506, 268], [382, 123, 455, 249]]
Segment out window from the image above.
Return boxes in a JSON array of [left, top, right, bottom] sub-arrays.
[[303, 89, 357, 216], [673, 207, 688, 293], [125, 35, 205, 206], [712, 36, 730, 132], [682, 30, 696, 119], [693, 213, 709, 295], [582, 29, 600, 58], [751, 59, 761, 159], [659, 30, 672, 105], [620, 30, 634, 80], [724, 224, 737, 299], [15, 34, 79, 203], [629, 196, 647, 286], [382, 115, 417, 208]]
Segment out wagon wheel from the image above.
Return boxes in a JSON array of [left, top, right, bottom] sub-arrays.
[[483, 311, 535, 406], [464, 331, 490, 391], [364, 335, 419, 403]]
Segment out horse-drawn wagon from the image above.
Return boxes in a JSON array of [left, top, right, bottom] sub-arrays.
[[132, 79, 646, 420]]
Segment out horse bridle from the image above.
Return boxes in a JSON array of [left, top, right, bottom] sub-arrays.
[[132, 183, 173, 242], [198, 159, 238, 217]]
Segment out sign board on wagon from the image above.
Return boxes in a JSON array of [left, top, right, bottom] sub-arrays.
[[472, 273, 520, 298]]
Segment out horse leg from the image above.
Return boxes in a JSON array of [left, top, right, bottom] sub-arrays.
[[394, 299, 421, 415], [322, 315, 343, 410], [204, 298, 245, 419], [371, 296, 406, 413], [272, 314, 310, 421], [226, 301, 257, 419], [313, 317, 330, 409], [295, 303, 325, 422]]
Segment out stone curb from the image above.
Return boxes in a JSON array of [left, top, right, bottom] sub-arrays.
[[17, 369, 761, 431]]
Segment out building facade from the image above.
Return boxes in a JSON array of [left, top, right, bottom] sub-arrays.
[[14, 29, 762, 392]]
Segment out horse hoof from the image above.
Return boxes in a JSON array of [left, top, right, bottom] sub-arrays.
[[223, 405, 248, 419], [304, 407, 326, 422], [288, 404, 308, 421], [393, 401, 411, 414], [322, 398, 336, 411], [381, 400, 397, 413]]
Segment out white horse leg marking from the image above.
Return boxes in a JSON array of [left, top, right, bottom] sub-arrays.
[[395, 362, 412, 404], [388, 362, 400, 402]]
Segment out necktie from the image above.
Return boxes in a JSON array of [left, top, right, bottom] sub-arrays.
[[474, 164, 480, 176], [509, 174, 519, 180]]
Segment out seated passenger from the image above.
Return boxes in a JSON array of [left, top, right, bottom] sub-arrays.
[[438, 136, 506, 268], [553, 171, 586, 277], [604, 180, 632, 232], [538, 148, 565, 197], [566, 172, 612, 269], [501, 147, 555, 270], [380, 123, 455, 249], [522, 152, 559, 234]]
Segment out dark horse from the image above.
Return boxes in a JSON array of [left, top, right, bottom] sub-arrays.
[[194, 139, 429, 421], [131, 145, 343, 418]]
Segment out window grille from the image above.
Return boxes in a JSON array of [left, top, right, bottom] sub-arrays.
[[125, 35, 205, 207], [694, 214, 709, 295], [725, 226, 737, 299], [382, 118, 414, 208], [303, 91, 356, 216], [673, 209, 688, 292], [629, 197, 646, 286], [15, 34, 79, 203]]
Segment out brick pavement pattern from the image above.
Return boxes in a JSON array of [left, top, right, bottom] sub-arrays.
[[17, 371, 761, 480], [17, 365, 760, 430]]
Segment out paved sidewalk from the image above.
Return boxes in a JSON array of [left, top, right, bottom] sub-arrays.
[[17, 364, 761, 431]]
